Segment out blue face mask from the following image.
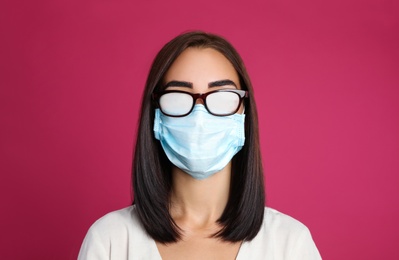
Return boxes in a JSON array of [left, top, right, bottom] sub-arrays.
[[153, 104, 245, 180]]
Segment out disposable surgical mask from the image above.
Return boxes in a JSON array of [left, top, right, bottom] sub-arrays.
[[154, 104, 245, 179]]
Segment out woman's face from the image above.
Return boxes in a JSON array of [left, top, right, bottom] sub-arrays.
[[163, 47, 244, 113]]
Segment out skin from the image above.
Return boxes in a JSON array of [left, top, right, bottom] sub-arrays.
[[155, 47, 244, 260]]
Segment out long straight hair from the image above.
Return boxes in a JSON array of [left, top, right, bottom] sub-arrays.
[[132, 31, 265, 243]]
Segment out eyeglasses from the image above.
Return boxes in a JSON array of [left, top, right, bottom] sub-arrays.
[[152, 89, 248, 117]]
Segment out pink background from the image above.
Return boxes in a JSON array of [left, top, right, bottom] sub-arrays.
[[1, 0, 398, 259]]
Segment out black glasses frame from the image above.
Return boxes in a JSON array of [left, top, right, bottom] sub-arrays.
[[152, 89, 248, 117]]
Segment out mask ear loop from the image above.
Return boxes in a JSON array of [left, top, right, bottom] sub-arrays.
[[241, 99, 246, 114]]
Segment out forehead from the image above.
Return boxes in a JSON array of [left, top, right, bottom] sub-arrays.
[[163, 47, 239, 84]]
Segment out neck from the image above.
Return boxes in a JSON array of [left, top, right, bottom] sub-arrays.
[[169, 163, 231, 229]]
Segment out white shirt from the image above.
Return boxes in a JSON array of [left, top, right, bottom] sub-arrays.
[[78, 206, 322, 259]]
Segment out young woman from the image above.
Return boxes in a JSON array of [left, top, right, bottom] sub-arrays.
[[78, 31, 322, 259]]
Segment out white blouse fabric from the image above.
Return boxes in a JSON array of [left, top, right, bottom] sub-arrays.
[[78, 206, 322, 260]]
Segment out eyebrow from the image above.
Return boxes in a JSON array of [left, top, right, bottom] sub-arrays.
[[208, 80, 237, 88], [164, 79, 237, 89], [164, 81, 193, 88]]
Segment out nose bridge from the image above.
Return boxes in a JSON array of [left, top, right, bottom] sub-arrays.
[[194, 93, 205, 105]]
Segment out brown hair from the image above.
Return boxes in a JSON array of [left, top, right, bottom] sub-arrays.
[[132, 31, 265, 243]]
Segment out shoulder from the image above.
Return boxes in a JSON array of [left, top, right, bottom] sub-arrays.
[[88, 205, 141, 234], [78, 205, 156, 260], [263, 207, 322, 259], [263, 207, 310, 236], [239, 207, 321, 259], [84, 205, 149, 244]]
